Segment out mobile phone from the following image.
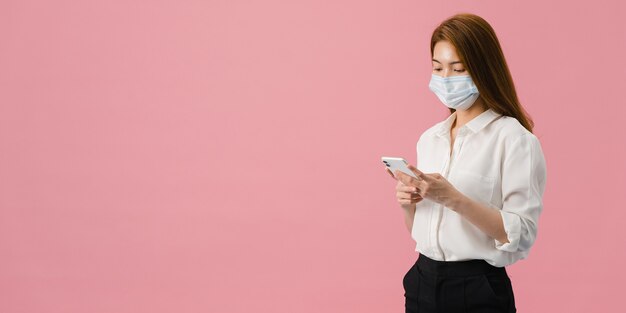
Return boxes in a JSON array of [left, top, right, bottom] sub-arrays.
[[381, 156, 417, 178]]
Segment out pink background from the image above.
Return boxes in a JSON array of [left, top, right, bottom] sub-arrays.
[[1, 1, 624, 312]]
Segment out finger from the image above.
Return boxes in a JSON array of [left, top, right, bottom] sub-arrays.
[[397, 191, 422, 200], [398, 196, 422, 203], [395, 171, 420, 187], [399, 197, 422, 205], [385, 168, 397, 180], [407, 164, 430, 181], [397, 185, 419, 193]]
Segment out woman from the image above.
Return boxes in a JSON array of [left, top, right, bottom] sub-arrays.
[[386, 13, 547, 313]]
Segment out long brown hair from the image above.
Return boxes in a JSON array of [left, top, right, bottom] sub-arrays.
[[430, 13, 534, 132]]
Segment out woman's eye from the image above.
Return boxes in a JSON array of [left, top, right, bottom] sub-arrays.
[[454, 69, 466, 73], [433, 68, 442, 72]]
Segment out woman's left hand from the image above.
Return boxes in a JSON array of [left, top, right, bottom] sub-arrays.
[[394, 164, 464, 209]]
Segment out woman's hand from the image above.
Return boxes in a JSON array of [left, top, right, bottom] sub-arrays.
[[394, 164, 464, 209], [385, 168, 423, 205]]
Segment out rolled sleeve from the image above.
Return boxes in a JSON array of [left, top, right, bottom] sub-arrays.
[[495, 133, 547, 253]]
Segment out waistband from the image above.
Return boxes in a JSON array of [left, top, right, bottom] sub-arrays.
[[416, 253, 506, 277]]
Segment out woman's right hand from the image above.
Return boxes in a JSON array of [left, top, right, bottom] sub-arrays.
[[386, 168, 423, 206]]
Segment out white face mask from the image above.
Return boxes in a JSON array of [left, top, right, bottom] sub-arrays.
[[428, 74, 479, 110]]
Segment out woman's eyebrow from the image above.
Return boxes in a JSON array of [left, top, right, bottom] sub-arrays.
[[432, 59, 463, 65]]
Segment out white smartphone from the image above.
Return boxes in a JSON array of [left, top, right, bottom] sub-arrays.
[[381, 156, 417, 179]]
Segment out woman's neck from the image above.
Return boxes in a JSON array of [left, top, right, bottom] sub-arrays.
[[452, 98, 487, 130]]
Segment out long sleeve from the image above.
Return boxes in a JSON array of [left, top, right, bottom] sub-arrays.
[[495, 133, 547, 253]]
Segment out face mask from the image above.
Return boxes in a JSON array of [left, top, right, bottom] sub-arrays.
[[428, 74, 479, 110]]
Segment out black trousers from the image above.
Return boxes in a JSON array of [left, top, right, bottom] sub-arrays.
[[403, 254, 516, 313]]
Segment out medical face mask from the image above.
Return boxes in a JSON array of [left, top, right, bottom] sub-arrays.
[[428, 74, 480, 110]]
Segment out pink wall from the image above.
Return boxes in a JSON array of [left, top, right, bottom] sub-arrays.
[[1, 1, 624, 312]]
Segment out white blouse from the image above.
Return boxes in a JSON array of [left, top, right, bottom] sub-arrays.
[[412, 108, 547, 267]]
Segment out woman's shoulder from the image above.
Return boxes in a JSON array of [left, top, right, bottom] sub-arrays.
[[493, 116, 545, 166], [493, 115, 538, 142]]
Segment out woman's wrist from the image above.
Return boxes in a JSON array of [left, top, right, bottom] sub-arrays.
[[401, 203, 415, 210], [446, 191, 469, 213]]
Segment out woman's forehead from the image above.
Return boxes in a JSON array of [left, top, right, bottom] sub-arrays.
[[433, 41, 461, 64]]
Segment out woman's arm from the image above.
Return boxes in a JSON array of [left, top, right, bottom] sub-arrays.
[[401, 204, 416, 234], [387, 168, 421, 234], [448, 195, 509, 243]]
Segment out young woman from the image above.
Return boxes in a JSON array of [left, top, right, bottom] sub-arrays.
[[385, 13, 547, 313]]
